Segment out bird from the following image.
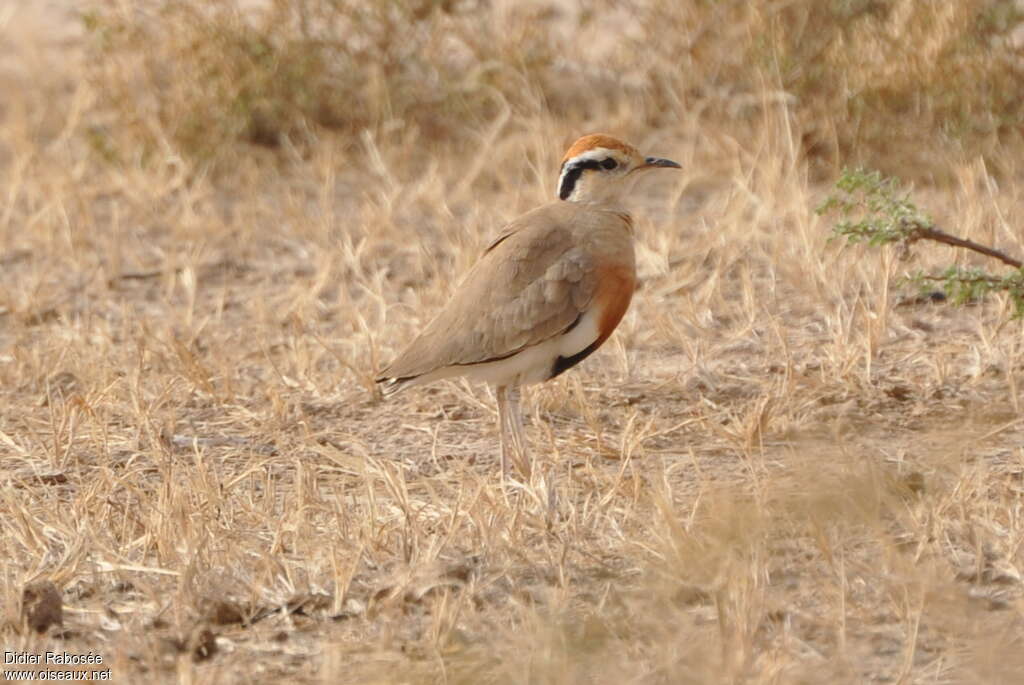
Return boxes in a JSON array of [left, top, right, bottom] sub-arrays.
[[376, 134, 680, 476]]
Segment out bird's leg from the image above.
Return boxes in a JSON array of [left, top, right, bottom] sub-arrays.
[[495, 384, 528, 479], [508, 385, 557, 516], [506, 384, 530, 478], [498, 385, 556, 515], [496, 385, 514, 478]]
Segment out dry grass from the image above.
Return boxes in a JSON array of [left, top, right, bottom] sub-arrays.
[[3, 0, 1024, 682]]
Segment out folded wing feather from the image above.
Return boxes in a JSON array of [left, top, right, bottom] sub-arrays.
[[377, 203, 603, 383]]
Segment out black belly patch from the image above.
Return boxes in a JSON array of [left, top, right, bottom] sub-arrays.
[[549, 339, 602, 379]]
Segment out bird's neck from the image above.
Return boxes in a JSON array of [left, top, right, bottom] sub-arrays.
[[559, 197, 634, 234], [562, 186, 626, 207]]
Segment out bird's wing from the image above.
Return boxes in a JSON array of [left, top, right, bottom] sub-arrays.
[[377, 204, 605, 382]]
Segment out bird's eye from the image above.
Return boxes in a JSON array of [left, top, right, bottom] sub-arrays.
[[600, 158, 618, 170]]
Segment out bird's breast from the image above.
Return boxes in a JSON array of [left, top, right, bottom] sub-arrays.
[[592, 261, 636, 346]]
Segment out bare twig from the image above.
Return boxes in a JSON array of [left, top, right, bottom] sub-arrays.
[[909, 225, 1022, 269]]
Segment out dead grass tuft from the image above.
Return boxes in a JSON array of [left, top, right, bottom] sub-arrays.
[[77, 0, 1024, 180], [81, 0, 580, 166]]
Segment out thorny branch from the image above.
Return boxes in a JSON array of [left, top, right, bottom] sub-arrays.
[[818, 168, 1024, 316]]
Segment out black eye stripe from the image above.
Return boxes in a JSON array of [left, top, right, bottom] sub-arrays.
[[558, 158, 620, 200]]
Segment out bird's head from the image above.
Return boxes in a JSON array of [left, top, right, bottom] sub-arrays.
[[556, 134, 680, 205]]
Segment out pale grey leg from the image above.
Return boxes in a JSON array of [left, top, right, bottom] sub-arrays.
[[496, 385, 513, 478], [495, 384, 528, 479], [506, 384, 530, 477]]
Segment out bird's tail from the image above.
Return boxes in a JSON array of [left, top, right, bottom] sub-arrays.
[[375, 375, 417, 398]]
